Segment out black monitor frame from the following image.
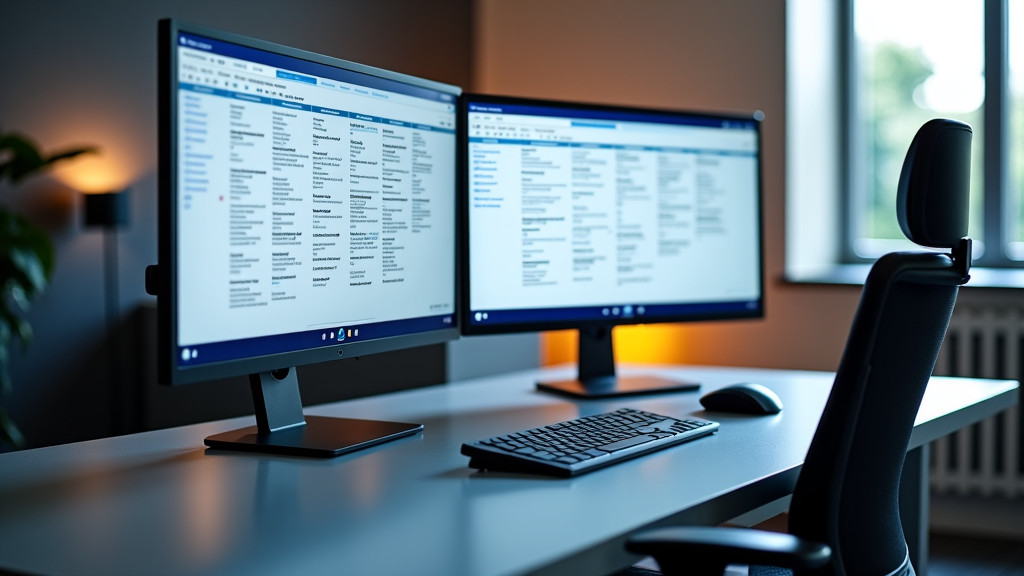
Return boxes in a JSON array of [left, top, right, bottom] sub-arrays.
[[155, 19, 461, 456], [458, 94, 765, 398]]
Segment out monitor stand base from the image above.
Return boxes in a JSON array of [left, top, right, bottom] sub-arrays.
[[204, 368, 422, 457], [205, 415, 423, 458], [536, 375, 700, 399]]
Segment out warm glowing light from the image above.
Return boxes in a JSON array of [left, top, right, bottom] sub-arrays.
[[182, 451, 232, 568], [540, 330, 576, 366], [540, 325, 692, 366], [614, 324, 689, 364], [54, 153, 133, 194]]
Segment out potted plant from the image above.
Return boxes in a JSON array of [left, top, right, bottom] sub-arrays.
[[0, 131, 95, 448]]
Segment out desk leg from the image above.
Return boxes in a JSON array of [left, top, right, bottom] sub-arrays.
[[900, 445, 929, 576]]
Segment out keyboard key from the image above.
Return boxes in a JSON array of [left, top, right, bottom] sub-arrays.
[[598, 434, 658, 452]]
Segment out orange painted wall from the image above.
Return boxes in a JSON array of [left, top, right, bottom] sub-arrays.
[[472, 0, 861, 372]]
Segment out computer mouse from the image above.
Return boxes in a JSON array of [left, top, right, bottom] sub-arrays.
[[699, 382, 783, 415]]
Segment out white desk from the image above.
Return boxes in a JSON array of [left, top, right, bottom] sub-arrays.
[[0, 365, 1016, 576]]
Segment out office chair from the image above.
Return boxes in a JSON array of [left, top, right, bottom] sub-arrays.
[[625, 118, 973, 576]]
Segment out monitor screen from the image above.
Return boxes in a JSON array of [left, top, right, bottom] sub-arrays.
[[460, 94, 763, 397], [156, 20, 460, 455]]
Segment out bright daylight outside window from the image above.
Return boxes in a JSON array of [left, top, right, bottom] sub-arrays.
[[1009, 2, 1024, 259], [852, 0, 984, 258]]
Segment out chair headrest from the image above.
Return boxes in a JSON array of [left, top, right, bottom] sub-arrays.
[[897, 119, 973, 249]]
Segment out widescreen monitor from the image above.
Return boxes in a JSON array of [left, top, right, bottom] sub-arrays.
[[461, 94, 764, 398], [155, 20, 460, 456]]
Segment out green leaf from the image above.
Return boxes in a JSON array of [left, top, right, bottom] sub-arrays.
[[0, 192, 55, 410], [6, 283, 29, 313], [0, 133, 44, 183], [0, 407, 25, 449], [0, 131, 96, 185], [9, 246, 50, 295], [11, 215, 55, 278], [0, 209, 55, 295], [14, 317, 32, 348], [0, 304, 30, 350], [46, 147, 98, 165]]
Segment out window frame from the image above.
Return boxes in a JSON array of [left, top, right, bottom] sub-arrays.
[[841, 0, 1015, 268]]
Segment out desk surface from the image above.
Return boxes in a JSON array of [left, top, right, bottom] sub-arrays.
[[0, 365, 1017, 576]]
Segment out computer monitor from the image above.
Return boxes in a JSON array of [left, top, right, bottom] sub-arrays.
[[154, 20, 460, 456], [460, 94, 764, 398]]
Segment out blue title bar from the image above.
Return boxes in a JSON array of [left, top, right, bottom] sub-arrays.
[[467, 101, 757, 130], [179, 31, 456, 104], [179, 83, 455, 134]]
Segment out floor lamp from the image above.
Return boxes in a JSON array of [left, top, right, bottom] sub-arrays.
[[83, 190, 129, 435]]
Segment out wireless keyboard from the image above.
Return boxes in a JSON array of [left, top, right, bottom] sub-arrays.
[[461, 407, 718, 477]]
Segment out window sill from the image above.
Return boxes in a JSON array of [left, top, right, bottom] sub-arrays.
[[784, 265, 1024, 290]]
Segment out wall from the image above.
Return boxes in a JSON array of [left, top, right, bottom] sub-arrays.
[[2, 0, 876, 450], [0, 0, 471, 448], [472, 0, 863, 372]]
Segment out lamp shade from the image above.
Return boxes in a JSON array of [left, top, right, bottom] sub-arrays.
[[83, 190, 129, 228]]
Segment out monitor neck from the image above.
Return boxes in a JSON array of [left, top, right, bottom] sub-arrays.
[[578, 326, 616, 382]]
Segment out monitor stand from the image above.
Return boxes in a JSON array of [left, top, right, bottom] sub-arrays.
[[204, 367, 423, 457], [536, 327, 700, 399]]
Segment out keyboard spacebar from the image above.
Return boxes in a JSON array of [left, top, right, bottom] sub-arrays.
[[598, 434, 660, 452]]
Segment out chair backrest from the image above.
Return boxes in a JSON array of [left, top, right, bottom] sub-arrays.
[[787, 119, 973, 576]]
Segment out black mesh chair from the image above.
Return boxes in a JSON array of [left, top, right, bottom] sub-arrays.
[[625, 118, 973, 576]]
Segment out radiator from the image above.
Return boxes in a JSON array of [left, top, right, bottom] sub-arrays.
[[931, 304, 1024, 498]]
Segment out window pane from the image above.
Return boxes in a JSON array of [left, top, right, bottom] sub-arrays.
[[1008, 1, 1024, 258], [853, 0, 984, 257]]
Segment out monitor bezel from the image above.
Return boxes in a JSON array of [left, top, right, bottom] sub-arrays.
[[157, 19, 462, 387], [458, 93, 765, 337]]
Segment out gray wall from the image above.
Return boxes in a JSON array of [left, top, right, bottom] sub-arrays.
[[1, 0, 471, 448]]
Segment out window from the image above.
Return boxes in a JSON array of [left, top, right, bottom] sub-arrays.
[[1009, 1, 1024, 258], [846, 0, 1019, 267]]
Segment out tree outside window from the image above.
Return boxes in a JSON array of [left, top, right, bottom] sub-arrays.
[[851, 0, 984, 258]]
